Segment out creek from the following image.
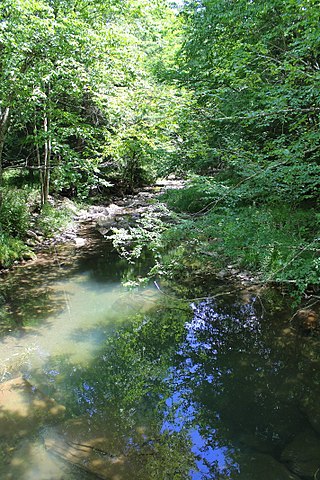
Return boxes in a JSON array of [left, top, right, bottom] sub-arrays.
[[0, 220, 319, 479]]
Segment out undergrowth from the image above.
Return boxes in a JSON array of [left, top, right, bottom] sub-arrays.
[[0, 233, 33, 267], [111, 176, 320, 300], [0, 186, 34, 267], [35, 202, 75, 238], [0, 170, 76, 268]]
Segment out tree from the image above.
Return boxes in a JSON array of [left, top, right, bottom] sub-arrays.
[[176, 0, 320, 204], [0, 0, 185, 202], [0, 0, 101, 203]]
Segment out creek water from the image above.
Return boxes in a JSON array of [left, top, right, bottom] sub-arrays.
[[0, 233, 319, 479]]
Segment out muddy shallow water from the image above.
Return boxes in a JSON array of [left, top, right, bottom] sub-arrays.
[[0, 233, 319, 479]]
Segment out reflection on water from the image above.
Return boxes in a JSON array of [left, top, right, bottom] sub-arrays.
[[0, 239, 159, 479], [159, 297, 320, 479], [0, 237, 319, 479]]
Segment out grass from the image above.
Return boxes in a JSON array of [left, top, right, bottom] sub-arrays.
[[160, 182, 320, 297], [111, 178, 320, 300]]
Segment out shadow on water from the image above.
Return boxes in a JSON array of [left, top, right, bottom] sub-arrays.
[[0, 235, 320, 479], [0, 236, 152, 335], [21, 291, 320, 479]]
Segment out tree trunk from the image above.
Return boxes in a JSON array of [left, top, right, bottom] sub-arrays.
[[0, 106, 10, 195], [34, 121, 44, 205], [41, 112, 51, 205]]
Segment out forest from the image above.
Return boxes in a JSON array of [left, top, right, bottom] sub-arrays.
[[0, 0, 319, 299], [1, 2, 320, 479]]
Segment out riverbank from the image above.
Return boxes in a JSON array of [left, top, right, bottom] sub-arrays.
[[3, 177, 319, 323], [0, 179, 180, 271]]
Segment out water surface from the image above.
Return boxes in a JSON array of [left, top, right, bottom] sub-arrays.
[[0, 237, 319, 480]]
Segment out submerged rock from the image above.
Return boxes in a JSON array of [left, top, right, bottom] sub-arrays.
[[236, 452, 300, 480], [44, 417, 150, 480], [0, 377, 65, 439], [291, 309, 319, 334], [281, 429, 320, 479]]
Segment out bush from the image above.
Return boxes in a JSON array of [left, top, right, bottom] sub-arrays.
[[36, 202, 75, 238], [0, 188, 31, 238], [162, 203, 320, 296], [0, 233, 33, 267], [162, 176, 237, 213]]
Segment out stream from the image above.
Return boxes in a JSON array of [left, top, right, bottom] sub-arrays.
[[0, 214, 320, 479]]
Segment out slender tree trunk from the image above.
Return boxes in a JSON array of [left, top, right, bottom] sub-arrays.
[[34, 115, 44, 204], [41, 83, 52, 206], [0, 106, 10, 196], [42, 112, 51, 205]]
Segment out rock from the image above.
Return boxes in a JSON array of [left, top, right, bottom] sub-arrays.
[[96, 216, 112, 228], [97, 228, 109, 236], [74, 237, 86, 247], [300, 393, 320, 435], [44, 417, 145, 480], [26, 230, 41, 241], [216, 269, 228, 279], [237, 452, 300, 480], [291, 309, 319, 333], [25, 239, 37, 247], [65, 232, 76, 240], [230, 268, 240, 275], [0, 377, 65, 439], [22, 251, 36, 260], [107, 203, 123, 216], [281, 429, 320, 478]]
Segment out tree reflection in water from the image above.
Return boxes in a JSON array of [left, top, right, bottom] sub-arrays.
[[35, 292, 319, 479], [160, 296, 316, 479]]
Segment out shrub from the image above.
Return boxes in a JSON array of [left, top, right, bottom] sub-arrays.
[[0, 188, 30, 238], [0, 233, 33, 267], [162, 176, 237, 213], [36, 203, 74, 238]]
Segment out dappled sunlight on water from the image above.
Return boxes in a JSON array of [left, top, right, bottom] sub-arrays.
[[0, 274, 158, 375], [0, 240, 160, 480], [0, 240, 320, 479]]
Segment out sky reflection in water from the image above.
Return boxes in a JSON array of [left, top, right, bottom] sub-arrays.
[[161, 298, 265, 478], [1, 239, 319, 479]]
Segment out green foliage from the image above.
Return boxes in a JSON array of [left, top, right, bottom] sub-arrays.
[[102, 80, 183, 192], [0, 0, 184, 199], [0, 188, 30, 238], [202, 206, 319, 277], [111, 204, 176, 264], [51, 157, 113, 200], [0, 233, 32, 267], [171, 0, 320, 205], [36, 202, 74, 238], [161, 183, 320, 295], [162, 176, 237, 213]]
